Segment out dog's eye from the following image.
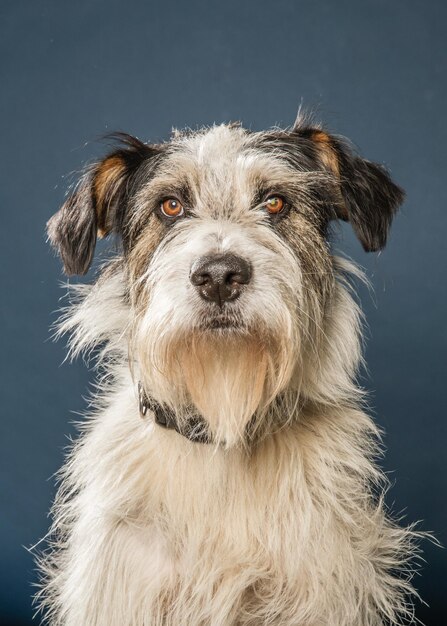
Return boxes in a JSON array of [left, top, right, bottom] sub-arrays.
[[161, 198, 184, 218], [265, 196, 285, 214]]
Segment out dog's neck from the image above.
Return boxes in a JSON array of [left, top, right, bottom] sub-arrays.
[[138, 382, 298, 446]]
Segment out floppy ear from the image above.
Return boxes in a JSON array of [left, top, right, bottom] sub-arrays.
[[299, 126, 405, 252], [47, 134, 156, 275]]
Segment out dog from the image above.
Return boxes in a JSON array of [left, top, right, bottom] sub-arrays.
[[38, 114, 419, 625]]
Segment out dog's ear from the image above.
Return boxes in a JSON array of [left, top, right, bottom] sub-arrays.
[[297, 126, 405, 252], [47, 134, 157, 275]]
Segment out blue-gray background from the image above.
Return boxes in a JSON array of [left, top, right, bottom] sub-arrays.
[[1, 1, 445, 624]]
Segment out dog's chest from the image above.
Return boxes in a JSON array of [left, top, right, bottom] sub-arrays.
[[102, 424, 311, 623]]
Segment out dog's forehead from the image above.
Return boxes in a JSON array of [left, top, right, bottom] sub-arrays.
[[181, 124, 249, 162], [160, 124, 300, 198]]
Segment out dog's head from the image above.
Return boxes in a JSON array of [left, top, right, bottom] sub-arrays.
[[48, 118, 404, 445]]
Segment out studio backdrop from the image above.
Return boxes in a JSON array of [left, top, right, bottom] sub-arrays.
[[0, 1, 445, 624]]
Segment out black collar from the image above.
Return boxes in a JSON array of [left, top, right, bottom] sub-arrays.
[[138, 382, 213, 444]]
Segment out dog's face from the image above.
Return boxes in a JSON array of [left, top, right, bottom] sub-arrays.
[[48, 119, 404, 445]]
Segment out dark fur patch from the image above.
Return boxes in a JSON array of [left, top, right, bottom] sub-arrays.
[[47, 134, 161, 275], [47, 173, 98, 275], [332, 142, 405, 251], [293, 125, 405, 251]]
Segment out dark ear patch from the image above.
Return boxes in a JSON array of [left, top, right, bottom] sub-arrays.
[[47, 172, 98, 275], [300, 127, 405, 252], [336, 150, 405, 252], [47, 135, 157, 275]]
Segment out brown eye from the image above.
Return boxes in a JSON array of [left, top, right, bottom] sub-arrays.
[[161, 198, 184, 218], [265, 196, 284, 214]]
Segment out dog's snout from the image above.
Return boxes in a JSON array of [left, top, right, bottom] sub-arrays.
[[190, 253, 252, 307]]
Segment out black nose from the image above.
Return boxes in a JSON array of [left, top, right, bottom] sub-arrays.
[[190, 253, 252, 307]]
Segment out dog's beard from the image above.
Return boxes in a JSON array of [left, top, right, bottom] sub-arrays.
[[135, 324, 297, 447]]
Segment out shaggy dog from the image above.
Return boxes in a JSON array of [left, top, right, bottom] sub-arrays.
[[39, 115, 419, 625]]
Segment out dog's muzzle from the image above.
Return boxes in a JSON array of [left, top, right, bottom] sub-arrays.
[[190, 253, 252, 308]]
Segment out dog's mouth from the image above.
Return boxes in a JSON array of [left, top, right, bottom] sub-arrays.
[[197, 307, 247, 332]]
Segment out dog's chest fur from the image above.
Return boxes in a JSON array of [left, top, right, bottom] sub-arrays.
[[45, 365, 401, 626]]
